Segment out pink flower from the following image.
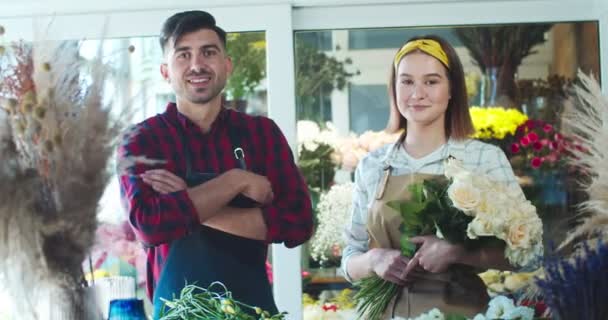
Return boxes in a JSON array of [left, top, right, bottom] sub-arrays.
[[266, 261, 273, 284], [543, 124, 553, 133], [527, 132, 539, 142], [554, 133, 563, 141], [531, 157, 543, 169], [511, 143, 520, 154], [520, 136, 531, 147], [532, 141, 543, 151], [549, 141, 559, 150]]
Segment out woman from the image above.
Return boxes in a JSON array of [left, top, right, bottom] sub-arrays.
[[341, 35, 537, 318]]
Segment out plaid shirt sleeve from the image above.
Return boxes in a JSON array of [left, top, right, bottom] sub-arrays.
[[117, 124, 199, 247], [260, 119, 314, 248]]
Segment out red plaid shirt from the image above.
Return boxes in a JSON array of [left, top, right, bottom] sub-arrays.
[[117, 103, 313, 299]]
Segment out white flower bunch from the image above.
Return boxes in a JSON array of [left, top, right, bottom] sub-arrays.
[[392, 296, 534, 320], [297, 120, 341, 153], [392, 308, 445, 320], [472, 296, 535, 320], [444, 158, 543, 267], [310, 182, 354, 263], [303, 305, 356, 320]]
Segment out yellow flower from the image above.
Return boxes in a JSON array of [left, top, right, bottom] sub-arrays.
[[504, 273, 533, 292], [469, 107, 528, 140], [478, 269, 502, 285]]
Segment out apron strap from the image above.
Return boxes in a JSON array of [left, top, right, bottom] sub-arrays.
[[376, 131, 406, 200]]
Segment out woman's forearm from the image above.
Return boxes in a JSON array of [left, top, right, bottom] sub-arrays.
[[346, 250, 377, 281]]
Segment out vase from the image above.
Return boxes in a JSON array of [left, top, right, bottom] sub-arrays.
[[480, 67, 499, 107], [108, 299, 147, 320]]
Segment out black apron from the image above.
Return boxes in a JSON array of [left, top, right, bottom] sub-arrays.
[[152, 120, 277, 319]]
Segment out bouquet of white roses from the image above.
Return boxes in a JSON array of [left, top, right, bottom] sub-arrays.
[[354, 158, 543, 320]]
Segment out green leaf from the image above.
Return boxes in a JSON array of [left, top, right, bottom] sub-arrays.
[[400, 236, 416, 257]]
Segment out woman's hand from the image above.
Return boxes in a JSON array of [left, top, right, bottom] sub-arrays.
[[401, 235, 465, 277], [369, 248, 423, 285], [141, 169, 187, 194]]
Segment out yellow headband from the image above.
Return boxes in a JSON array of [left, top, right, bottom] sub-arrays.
[[393, 39, 450, 69]]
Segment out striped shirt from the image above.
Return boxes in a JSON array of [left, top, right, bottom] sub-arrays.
[[341, 138, 535, 281]]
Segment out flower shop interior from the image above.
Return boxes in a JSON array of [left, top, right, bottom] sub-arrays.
[[1, 0, 608, 319]]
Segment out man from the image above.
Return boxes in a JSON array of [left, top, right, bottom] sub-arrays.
[[117, 10, 313, 318]]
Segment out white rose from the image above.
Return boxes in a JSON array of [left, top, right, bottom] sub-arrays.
[[467, 217, 494, 239], [448, 181, 481, 214], [506, 221, 532, 249], [444, 157, 468, 179]]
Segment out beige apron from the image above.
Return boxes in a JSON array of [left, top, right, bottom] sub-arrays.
[[367, 164, 489, 319]]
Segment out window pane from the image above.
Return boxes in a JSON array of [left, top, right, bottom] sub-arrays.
[[295, 21, 600, 318]]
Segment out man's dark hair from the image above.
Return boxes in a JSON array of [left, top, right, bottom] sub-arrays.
[[160, 10, 227, 52]]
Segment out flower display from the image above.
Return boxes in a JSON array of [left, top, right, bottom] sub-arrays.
[[333, 130, 401, 171], [478, 269, 539, 295], [297, 120, 340, 192], [309, 182, 354, 264], [508, 119, 579, 171], [391, 296, 535, 320], [469, 107, 528, 140], [91, 221, 147, 286], [302, 289, 356, 320], [355, 158, 542, 320]]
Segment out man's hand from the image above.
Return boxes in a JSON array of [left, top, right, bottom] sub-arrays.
[[141, 169, 187, 194], [233, 169, 274, 205], [401, 235, 465, 278]]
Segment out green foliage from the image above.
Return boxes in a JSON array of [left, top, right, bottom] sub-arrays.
[[297, 143, 336, 192], [295, 40, 358, 122], [225, 32, 266, 100]]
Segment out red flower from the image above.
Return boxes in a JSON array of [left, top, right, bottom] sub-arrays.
[[520, 136, 531, 147], [520, 300, 548, 317], [532, 141, 543, 151], [525, 119, 536, 129], [527, 132, 539, 142], [531, 157, 543, 169], [511, 143, 520, 154], [322, 303, 338, 312]]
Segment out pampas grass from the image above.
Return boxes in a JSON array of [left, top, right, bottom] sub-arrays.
[[559, 71, 608, 248], [0, 29, 129, 319]]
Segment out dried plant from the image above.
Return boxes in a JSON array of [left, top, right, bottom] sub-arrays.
[[559, 71, 608, 248], [0, 29, 129, 319]]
